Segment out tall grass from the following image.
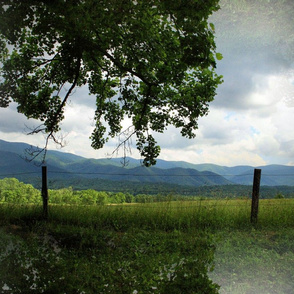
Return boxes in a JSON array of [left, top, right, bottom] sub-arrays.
[[1, 199, 291, 231], [1, 199, 293, 230], [0, 203, 43, 224], [257, 199, 294, 227]]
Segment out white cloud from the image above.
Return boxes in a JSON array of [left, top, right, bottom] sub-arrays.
[[152, 71, 294, 166], [0, 103, 40, 133], [2, 71, 294, 166], [159, 141, 266, 167]]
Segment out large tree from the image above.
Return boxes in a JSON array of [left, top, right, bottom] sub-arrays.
[[0, 0, 222, 166]]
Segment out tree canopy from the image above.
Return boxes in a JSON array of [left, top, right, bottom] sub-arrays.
[[0, 0, 222, 166]]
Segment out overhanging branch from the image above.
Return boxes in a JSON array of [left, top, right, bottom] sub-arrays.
[[24, 56, 82, 164]]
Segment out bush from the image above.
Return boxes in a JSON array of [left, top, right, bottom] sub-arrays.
[[275, 193, 285, 199]]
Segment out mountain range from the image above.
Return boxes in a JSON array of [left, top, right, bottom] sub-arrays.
[[1, 139, 294, 191]]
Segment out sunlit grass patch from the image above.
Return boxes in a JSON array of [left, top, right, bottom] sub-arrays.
[[258, 199, 294, 227], [45, 199, 253, 231], [1, 198, 293, 231]]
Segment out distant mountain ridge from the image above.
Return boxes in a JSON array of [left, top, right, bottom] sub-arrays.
[[1, 139, 294, 187]]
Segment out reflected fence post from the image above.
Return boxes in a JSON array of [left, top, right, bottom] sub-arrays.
[[251, 168, 261, 224]]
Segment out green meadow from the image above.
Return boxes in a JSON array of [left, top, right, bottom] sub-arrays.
[[0, 199, 294, 293]]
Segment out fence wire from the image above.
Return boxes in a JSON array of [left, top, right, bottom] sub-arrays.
[[2, 170, 294, 177], [1, 168, 294, 204]]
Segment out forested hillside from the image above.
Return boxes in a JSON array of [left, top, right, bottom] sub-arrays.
[[1, 140, 294, 190]]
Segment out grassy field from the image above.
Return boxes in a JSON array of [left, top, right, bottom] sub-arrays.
[[0, 199, 293, 293]]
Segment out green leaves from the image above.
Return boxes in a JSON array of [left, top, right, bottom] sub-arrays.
[[0, 0, 222, 166], [136, 132, 161, 167], [216, 52, 223, 60]]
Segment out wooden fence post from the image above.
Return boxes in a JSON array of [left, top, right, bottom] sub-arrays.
[[42, 166, 48, 219], [251, 168, 261, 224]]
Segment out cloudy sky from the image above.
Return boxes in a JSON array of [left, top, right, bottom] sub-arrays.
[[1, 0, 294, 167]]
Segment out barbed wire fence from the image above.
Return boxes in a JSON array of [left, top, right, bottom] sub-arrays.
[[1, 166, 294, 222]]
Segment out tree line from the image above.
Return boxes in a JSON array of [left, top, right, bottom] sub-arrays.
[[1, 178, 293, 205], [0, 178, 201, 205]]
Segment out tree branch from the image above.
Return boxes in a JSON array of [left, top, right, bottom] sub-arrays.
[[108, 125, 136, 166], [93, 30, 157, 87], [47, 56, 81, 132], [25, 56, 82, 164]]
